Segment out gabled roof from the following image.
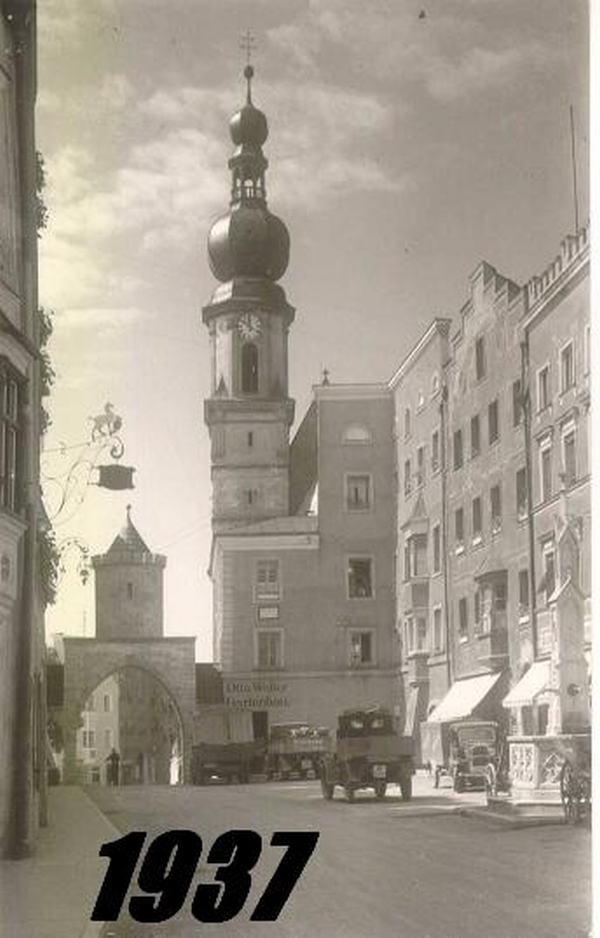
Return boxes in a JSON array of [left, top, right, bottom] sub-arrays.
[[106, 506, 151, 555]]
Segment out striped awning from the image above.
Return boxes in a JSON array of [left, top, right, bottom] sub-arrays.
[[427, 672, 502, 723]]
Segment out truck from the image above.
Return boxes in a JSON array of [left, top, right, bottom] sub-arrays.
[[266, 723, 332, 780], [320, 707, 413, 802], [191, 740, 265, 785]]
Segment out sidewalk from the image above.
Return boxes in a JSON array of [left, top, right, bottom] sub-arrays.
[[0, 786, 120, 938]]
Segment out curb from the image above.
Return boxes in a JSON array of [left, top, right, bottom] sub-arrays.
[[79, 790, 122, 938], [456, 806, 568, 829]]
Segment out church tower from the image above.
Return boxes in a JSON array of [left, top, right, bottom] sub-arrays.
[[203, 65, 295, 532]]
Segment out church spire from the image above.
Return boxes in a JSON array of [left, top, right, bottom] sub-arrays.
[[207, 65, 290, 283]]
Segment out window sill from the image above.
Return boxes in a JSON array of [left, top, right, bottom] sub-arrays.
[[489, 437, 501, 449], [459, 635, 469, 644], [472, 534, 483, 547], [455, 544, 465, 556]]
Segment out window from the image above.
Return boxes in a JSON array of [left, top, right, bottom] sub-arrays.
[[516, 468, 527, 519], [432, 607, 444, 652], [513, 379, 522, 427], [404, 459, 412, 497], [103, 694, 111, 713], [542, 546, 556, 604], [349, 630, 374, 667], [470, 414, 480, 458], [472, 496, 482, 541], [537, 365, 550, 411], [85, 695, 94, 712], [432, 524, 441, 574], [490, 484, 502, 532], [431, 429, 440, 473], [416, 446, 425, 487], [431, 372, 440, 396], [342, 424, 371, 444], [560, 341, 574, 393], [455, 507, 464, 546], [585, 325, 591, 374], [255, 560, 280, 600], [417, 390, 425, 411], [347, 558, 373, 599], [475, 336, 486, 380], [540, 443, 552, 502], [256, 630, 283, 669], [474, 590, 482, 634], [518, 569, 530, 616], [416, 616, 427, 651], [127, 582, 133, 600], [245, 489, 258, 506], [0, 370, 23, 512], [405, 535, 427, 579], [248, 431, 254, 447], [563, 429, 576, 487], [346, 474, 371, 510], [458, 598, 468, 639], [104, 729, 113, 748], [241, 342, 259, 393], [494, 582, 507, 612], [488, 399, 499, 445], [404, 407, 411, 438], [83, 730, 95, 749], [453, 429, 463, 470]]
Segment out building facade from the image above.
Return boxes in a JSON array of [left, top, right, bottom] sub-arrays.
[[203, 71, 402, 738], [394, 229, 591, 766], [0, 0, 47, 857]]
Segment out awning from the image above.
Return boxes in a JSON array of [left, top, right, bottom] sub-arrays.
[[502, 660, 550, 708], [427, 672, 502, 723]]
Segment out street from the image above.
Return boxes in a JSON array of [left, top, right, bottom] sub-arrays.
[[85, 778, 591, 938]]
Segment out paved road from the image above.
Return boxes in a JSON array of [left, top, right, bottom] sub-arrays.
[[87, 779, 591, 938]]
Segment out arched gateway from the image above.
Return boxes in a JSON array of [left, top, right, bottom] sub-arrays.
[[61, 509, 196, 783]]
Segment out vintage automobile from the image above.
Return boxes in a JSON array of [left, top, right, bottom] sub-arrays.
[[267, 723, 332, 780], [434, 721, 501, 793], [319, 707, 413, 802], [191, 740, 265, 785]]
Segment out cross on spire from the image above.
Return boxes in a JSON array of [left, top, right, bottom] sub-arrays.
[[240, 29, 256, 66]]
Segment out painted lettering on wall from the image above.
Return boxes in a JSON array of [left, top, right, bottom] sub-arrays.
[[225, 681, 290, 710]]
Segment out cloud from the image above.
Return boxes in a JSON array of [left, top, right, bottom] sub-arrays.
[[54, 306, 145, 332], [268, 0, 557, 103]]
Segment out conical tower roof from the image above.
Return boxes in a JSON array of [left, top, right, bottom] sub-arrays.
[[105, 505, 151, 556]]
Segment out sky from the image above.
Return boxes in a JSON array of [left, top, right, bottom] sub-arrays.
[[37, 0, 590, 661]]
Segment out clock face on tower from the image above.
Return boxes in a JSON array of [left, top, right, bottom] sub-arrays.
[[237, 313, 262, 340]]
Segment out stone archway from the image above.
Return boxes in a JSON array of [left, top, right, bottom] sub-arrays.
[[61, 636, 196, 784]]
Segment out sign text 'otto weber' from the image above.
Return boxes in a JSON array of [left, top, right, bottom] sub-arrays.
[[225, 681, 290, 710]]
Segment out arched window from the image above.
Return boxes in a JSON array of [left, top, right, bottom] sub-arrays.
[[241, 343, 259, 394], [404, 407, 411, 438], [342, 424, 372, 445]]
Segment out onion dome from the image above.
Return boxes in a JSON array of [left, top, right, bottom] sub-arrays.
[[229, 66, 268, 147], [207, 65, 289, 284]]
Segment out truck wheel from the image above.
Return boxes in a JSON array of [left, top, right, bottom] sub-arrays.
[[374, 781, 387, 800], [345, 786, 355, 803], [321, 777, 334, 800], [400, 774, 412, 801]]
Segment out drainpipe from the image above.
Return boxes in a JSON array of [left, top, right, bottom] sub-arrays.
[[520, 335, 538, 661], [439, 385, 453, 686]]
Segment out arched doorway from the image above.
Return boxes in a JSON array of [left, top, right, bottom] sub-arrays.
[[60, 635, 196, 784], [74, 667, 184, 786]]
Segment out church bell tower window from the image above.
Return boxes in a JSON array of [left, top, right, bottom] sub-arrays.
[[241, 342, 259, 394]]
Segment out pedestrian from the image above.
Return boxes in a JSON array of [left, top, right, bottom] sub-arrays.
[[106, 748, 120, 786]]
